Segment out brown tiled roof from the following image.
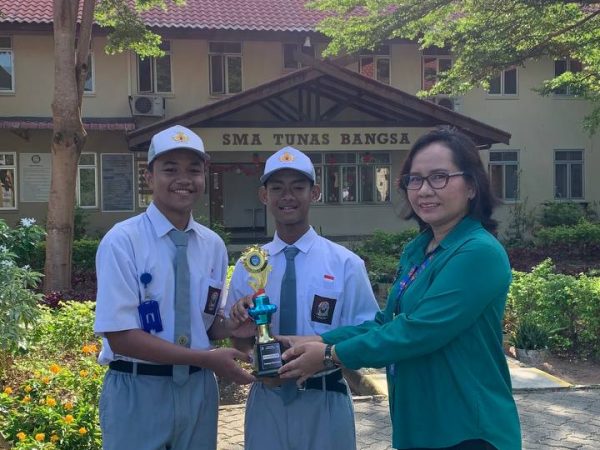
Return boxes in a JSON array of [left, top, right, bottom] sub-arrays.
[[0, 0, 326, 31]]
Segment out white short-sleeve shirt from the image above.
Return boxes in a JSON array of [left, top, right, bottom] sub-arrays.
[[225, 227, 379, 335], [94, 202, 228, 365]]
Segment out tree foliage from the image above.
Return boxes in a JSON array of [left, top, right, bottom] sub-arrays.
[[310, 0, 600, 133]]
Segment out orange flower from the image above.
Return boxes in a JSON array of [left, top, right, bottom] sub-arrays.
[[49, 363, 61, 374], [79, 370, 89, 378], [46, 396, 57, 407], [16, 432, 26, 441], [35, 433, 45, 442], [22, 395, 31, 404], [3, 387, 12, 395], [50, 434, 59, 443], [63, 401, 74, 410], [64, 414, 74, 424], [41, 376, 50, 384], [78, 427, 88, 435], [81, 343, 98, 355], [24, 385, 32, 393]]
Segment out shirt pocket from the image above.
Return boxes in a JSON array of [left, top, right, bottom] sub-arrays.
[[306, 287, 343, 334], [200, 278, 224, 329]]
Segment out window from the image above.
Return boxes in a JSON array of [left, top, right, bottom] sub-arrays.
[[77, 153, 97, 208], [554, 150, 584, 200], [422, 56, 452, 91], [0, 153, 16, 209], [84, 53, 94, 93], [359, 45, 390, 84], [488, 151, 519, 201], [489, 68, 517, 95], [308, 151, 391, 204], [283, 43, 315, 70], [137, 41, 172, 93], [554, 58, 583, 96], [0, 37, 14, 92], [209, 42, 242, 95]]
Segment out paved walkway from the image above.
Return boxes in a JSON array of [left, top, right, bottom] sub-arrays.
[[218, 389, 600, 449], [217, 360, 600, 450]]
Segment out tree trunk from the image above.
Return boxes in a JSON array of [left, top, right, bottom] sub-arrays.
[[44, 0, 93, 292]]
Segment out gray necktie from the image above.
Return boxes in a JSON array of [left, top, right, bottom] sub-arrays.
[[168, 229, 191, 385], [279, 245, 300, 404], [279, 246, 300, 335]]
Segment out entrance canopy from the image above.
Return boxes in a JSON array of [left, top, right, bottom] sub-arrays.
[[127, 58, 510, 149]]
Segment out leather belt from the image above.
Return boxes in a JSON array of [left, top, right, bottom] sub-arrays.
[[302, 370, 347, 395], [109, 360, 202, 376]]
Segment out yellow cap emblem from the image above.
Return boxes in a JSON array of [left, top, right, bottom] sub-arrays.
[[280, 152, 294, 163], [172, 132, 189, 143]]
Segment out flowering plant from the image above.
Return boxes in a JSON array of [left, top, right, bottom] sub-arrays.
[[0, 343, 104, 450], [0, 243, 43, 364], [0, 218, 46, 269]]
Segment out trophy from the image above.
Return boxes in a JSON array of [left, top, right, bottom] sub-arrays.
[[240, 245, 284, 377]]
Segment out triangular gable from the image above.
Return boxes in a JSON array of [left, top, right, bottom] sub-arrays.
[[127, 59, 510, 149]]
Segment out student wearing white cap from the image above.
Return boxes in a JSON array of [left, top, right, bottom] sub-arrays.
[[226, 146, 380, 450], [94, 125, 254, 450]]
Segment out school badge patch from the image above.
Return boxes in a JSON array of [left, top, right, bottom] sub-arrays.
[[204, 286, 221, 315], [311, 295, 336, 324]]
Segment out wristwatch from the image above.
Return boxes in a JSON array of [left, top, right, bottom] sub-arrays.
[[323, 344, 337, 370]]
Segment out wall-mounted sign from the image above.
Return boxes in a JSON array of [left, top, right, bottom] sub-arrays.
[[194, 127, 419, 152], [19, 153, 52, 202], [102, 154, 134, 212]]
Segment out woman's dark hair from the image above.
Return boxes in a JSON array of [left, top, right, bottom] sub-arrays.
[[399, 128, 499, 233]]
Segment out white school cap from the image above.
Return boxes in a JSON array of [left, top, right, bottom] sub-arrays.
[[260, 146, 315, 184], [147, 125, 209, 165]]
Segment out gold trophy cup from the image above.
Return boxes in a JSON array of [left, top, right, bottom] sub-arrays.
[[240, 245, 284, 377]]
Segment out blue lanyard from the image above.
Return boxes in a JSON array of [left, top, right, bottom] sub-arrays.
[[393, 250, 437, 316]]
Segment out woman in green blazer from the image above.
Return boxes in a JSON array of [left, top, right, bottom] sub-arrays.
[[279, 129, 521, 450]]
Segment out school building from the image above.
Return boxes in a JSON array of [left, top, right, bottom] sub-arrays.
[[0, 0, 597, 243]]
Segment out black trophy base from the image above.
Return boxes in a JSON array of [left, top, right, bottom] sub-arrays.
[[253, 341, 284, 377]]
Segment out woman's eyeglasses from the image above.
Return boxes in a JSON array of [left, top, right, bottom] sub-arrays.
[[401, 172, 465, 190]]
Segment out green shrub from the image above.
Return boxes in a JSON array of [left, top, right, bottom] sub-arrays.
[[0, 247, 44, 361], [31, 302, 97, 356], [507, 259, 600, 357], [353, 229, 419, 283], [25, 239, 101, 274], [74, 205, 91, 240], [534, 221, 600, 249], [509, 317, 549, 350], [73, 240, 100, 271], [195, 215, 231, 245], [539, 202, 585, 227], [503, 199, 536, 248]]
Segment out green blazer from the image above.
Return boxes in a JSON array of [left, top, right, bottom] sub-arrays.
[[322, 216, 521, 449]]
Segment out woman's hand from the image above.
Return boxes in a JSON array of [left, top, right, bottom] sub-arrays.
[[278, 341, 328, 385], [276, 334, 322, 351]]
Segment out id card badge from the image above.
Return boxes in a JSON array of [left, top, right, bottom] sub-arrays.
[[138, 300, 163, 333]]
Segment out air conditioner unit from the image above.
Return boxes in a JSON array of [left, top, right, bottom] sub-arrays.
[[432, 95, 462, 112], [132, 95, 165, 117]]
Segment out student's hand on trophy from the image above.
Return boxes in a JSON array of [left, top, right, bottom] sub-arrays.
[[230, 295, 254, 323], [276, 334, 323, 351], [278, 341, 327, 384], [229, 319, 256, 338], [202, 347, 256, 385]]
